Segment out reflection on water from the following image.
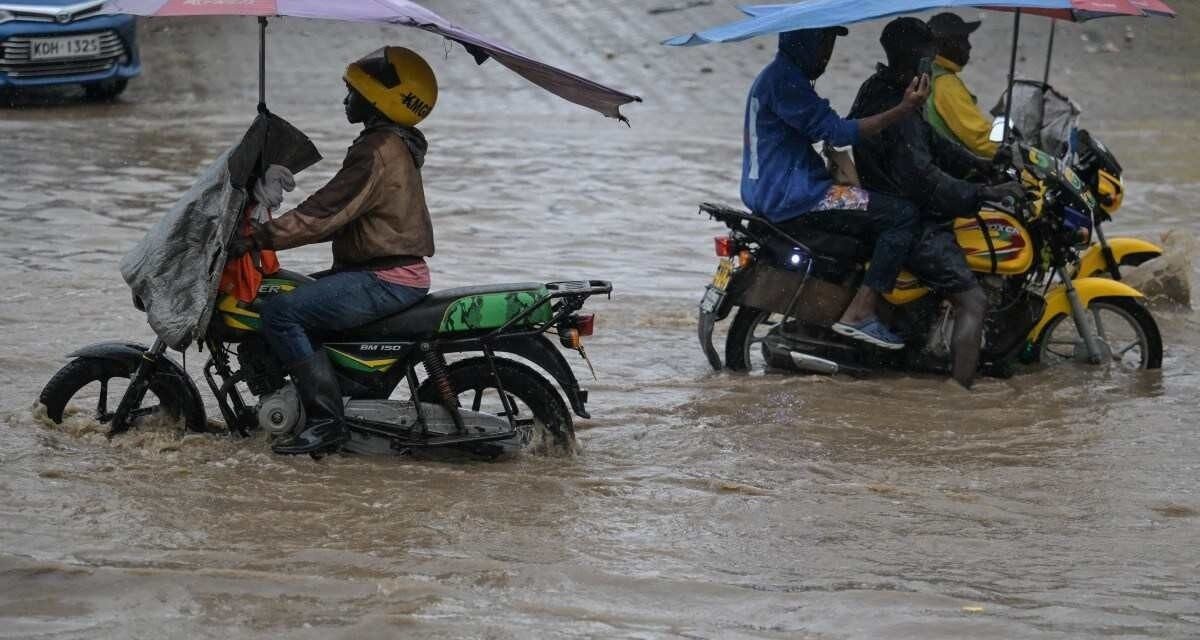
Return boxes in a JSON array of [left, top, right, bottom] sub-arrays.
[[2, 12, 1200, 639]]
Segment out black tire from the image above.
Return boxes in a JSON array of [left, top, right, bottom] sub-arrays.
[[725, 306, 772, 372], [419, 357, 575, 455], [39, 357, 207, 432], [83, 79, 128, 102], [1034, 297, 1163, 370]]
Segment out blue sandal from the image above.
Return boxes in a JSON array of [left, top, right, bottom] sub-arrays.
[[832, 318, 905, 350]]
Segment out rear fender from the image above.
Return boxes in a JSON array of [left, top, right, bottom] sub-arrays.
[[1029, 278, 1146, 343], [443, 335, 591, 419], [65, 341, 206, 424], [1077, 238, 1163, 278]]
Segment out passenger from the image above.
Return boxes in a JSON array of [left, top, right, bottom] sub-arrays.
[[848, 17, 1025, 388], [925, 12, 998, 158], [742, 27, 931, 350], [229, 47, 438, 454]]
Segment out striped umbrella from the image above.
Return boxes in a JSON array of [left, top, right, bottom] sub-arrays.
[[98, 0, 641, 122]]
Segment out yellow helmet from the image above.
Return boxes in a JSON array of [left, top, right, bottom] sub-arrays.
[[344, 47, 438, 127], [1096, 169, 1124, 216]]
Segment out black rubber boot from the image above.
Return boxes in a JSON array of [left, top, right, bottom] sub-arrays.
[[272, 351, 348, 456]]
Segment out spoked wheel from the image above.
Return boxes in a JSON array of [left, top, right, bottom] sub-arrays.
[[1036, 297, 1163, 370], [420, 357, 575, 456], [39, 357, 207, 433], [725, 307, 780, 373]]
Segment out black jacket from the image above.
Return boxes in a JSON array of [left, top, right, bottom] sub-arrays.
[[849, 64, 988, 219]]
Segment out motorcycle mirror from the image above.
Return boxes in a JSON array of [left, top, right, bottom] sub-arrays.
[[989, 116, 1009, 144]]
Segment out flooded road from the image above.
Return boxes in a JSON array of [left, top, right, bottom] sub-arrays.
[[3, 5, 1200, 638]]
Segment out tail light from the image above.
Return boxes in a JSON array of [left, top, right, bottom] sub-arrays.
[[559, 314, 596, 349], [574, 314, 595, 337], [714, 235, 733, 257]]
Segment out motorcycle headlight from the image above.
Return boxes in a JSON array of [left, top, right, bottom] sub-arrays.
[[1097, 170, 1124, 216]]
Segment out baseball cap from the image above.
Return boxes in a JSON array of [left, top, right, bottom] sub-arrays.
[[928, 12, 982, 37]]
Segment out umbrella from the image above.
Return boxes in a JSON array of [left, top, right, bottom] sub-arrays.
[[99, 0, 642, 122]]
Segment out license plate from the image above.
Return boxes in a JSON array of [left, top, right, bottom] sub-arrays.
[[710, 258, 733, 290], [700, 285, 724, 314], [30, 35, 103, 61]]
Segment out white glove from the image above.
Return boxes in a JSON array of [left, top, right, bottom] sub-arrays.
[[252, 164, 295, 211]]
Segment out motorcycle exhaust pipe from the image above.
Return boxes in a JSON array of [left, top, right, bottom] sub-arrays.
[[789, 351, 839, 375]]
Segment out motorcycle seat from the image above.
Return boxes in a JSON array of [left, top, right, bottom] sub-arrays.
[[699, 203, 869, 262], [327, 282, 547, 341], [778, 225, 870, 262]]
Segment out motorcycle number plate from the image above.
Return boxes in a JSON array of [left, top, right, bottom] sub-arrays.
[[711, 258, 733, 291], [700, 285, 725, 314]]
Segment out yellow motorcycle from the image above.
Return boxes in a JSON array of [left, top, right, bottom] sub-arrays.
[[697, 142, 1162, 377]]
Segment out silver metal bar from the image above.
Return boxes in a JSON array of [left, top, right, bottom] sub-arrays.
[[1058, 267, 1104, 364]]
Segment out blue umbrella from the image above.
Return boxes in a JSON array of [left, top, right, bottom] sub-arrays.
[[662, 0, 1135, 46]]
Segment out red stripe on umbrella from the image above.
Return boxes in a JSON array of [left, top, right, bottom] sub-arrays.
[[1128, 0, 1175, 16], [990, 0, 1148, 20], [155, 0, 277, 16]]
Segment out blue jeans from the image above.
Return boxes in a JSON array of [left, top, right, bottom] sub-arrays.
[[261, 270, 428, 366]]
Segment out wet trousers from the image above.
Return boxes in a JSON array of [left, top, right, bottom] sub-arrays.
[[261, 270, 428, 366]]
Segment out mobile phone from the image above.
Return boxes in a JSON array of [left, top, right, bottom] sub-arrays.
[[917, 57, 933, 80]]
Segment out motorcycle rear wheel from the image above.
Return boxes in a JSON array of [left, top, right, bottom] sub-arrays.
[[1035, 297, 1163, 370], [419, 357, 575, 455], [725, 307, 777, 373], [39, 357, 207, 433]]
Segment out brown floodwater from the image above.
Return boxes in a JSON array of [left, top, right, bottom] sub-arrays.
[[2, 6, 1199, 638]]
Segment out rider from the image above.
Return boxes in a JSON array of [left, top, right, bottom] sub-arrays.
[[925, 12, 998, 158], [232, 47, 438, 454], [742, 27, 931, 350], [848, 18, 1024, 388]]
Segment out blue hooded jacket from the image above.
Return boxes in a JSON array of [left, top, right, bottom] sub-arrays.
[[741, 30, 861, 222]]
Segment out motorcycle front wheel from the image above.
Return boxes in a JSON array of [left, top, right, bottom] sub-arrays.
[[1035, 297, 1163, 370], [39, 357, 208, 433]]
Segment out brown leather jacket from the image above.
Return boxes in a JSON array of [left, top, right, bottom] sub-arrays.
[[261, 126, 434, 268]]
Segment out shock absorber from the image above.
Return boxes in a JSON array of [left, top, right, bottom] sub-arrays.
[[421, 344, 465, 433]]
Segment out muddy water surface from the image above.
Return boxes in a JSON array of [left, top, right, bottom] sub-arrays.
[[2, 6, 1200, 639]]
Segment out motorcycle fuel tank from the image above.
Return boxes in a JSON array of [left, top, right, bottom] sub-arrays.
[[216, 271, 311, 336], [953, 211, 1035, 275]]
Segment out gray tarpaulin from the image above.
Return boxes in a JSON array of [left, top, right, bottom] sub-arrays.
[[992, 80, 1082, 158], [119, 113, 320, 351]]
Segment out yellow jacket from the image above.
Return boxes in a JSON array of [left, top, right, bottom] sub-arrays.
[[927, 56, 997, 158]]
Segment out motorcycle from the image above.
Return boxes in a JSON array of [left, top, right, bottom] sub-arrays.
[[39, 271, 612, 457], [696, 141, 1163, 377]]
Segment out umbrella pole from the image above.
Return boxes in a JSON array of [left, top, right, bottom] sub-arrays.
[[258, 16, 267, 112], [1002, 9, 1021, 142], [1042, 18, 1057, 87], [1037, 19, 1057, 143]]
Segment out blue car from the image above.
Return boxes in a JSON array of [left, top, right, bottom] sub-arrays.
[[0, 0, 140, 100]]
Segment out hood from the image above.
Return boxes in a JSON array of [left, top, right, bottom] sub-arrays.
[[778, 27, 846, 81]]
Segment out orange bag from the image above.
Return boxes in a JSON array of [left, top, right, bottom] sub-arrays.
[[219, 204, 280, 303]]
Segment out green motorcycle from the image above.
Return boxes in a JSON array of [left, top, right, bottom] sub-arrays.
[[40, 272, 610, 456]]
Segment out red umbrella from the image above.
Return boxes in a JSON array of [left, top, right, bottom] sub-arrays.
[[994, 0, 1150, 20], [99, 0, 642, 122], [990, 0, 1175, 140]]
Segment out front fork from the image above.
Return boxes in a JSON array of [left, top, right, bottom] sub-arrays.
[[1058, 267, 1105, 365], [1094, 224, 1123, 281], [109, 338, 167, 436]]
